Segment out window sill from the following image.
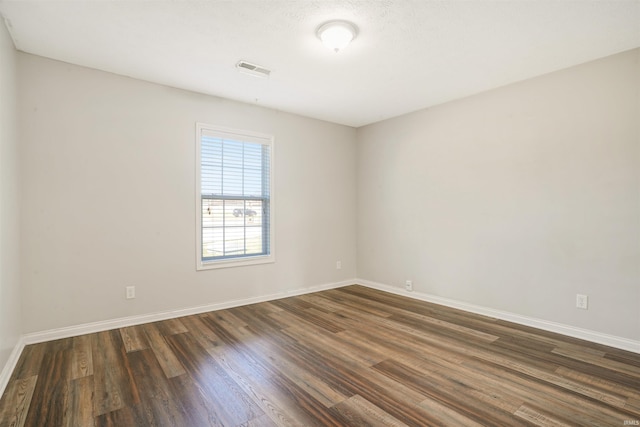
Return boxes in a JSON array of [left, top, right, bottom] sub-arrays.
[[197, 254, 275, 271]]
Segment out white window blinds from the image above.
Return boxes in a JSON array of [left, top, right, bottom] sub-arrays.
[[197, 124, 273, 268]]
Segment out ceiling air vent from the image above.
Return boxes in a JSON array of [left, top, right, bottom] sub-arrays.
[[236, 61, 271, 78]]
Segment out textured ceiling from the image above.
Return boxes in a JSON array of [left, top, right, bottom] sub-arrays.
[[1, 0, 639, 127]]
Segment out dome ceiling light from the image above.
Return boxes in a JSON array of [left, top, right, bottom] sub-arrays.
[[316, 20, 358, 53]]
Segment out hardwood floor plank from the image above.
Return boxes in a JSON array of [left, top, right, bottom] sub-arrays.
[[168, 373, 228, 427], [264, 373, 347, 427], [604, 349, 640, 368], [201, 311, 350, 425], [69, 334, 93, 380], [154, 318, 188, 336], [321, 288, 396, 318], [92, 330, 139, 417], [280, 323, 375, 369], [215, 327, 350, 408], [263, 334, 435, 426], [552, 345, 640, 377], [397, 345, 628, 426], [65, 376, 94, 427], [416, 396, 486, 427], [9, 345, 46, 382], [165, 331, 264, 426], [0, 375, 37, 427], [330, 394, 410, 427], [94, 403, 148, 427], [245, 321, 434, 426], [459, 353, 638, 426], [513, 404, 572, 427], [245, 301, 284, 315], [231, 304, 292, 333], [23, 339, 73, 426], [349, 306, 602, 398], [202, 309, 249, 334], [177, 314, 225, 350], [388, 311, 500, 342], [373, 358, 531, 426], [269, 301, 345, 333], [330, 286, 500, 343], [241, 324, 357, 401], [207, 342, 326, 427], [119, 325, 150, 353], [385, 345, 525, 414], [141, 322, 186, 378], [297, 294, 347, 313], [335, 286, 493, 324], [127, 349, 191, 426], [625, 397, 640, 417], [554, 365, 640, 400], [242, 413, 278, 427]]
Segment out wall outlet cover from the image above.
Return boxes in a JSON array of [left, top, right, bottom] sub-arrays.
[[576, 294, 588, 310]]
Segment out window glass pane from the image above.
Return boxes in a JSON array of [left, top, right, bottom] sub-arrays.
[[202, 199, 224, 227], [224, 226, 245, 255], [246, 225, 263, 254], [202, 227, 223, 258], [226, 200, 246, 226], [245, 201, 262, 226]]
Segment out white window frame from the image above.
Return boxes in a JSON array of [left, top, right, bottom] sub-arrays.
[[195, 123, 275, 270]]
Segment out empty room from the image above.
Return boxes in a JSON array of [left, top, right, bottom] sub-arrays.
[[0, 0, 639, 426]]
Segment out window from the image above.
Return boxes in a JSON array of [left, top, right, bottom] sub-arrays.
[[196, 123, 274, 270]]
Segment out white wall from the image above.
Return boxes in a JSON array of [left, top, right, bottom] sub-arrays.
[[0, 21, 21, 369], [357, 48, 640, 341], [18, 53, 357, 333], [13, 46, 640, 343]]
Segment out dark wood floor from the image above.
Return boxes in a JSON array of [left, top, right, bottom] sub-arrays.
[[1, 285, 639, 426]]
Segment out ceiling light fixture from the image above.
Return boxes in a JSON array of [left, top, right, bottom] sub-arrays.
[[317, 20, 357, 53]]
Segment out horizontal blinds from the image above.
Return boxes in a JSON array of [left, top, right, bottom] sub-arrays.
[[201, 135, 271, 198], [199, 124, 272, 261]]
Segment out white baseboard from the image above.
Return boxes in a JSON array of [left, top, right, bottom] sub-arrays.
[[21, 279, 356, 345], [356, 278, 640, 354], [0, 336, 26, 398]]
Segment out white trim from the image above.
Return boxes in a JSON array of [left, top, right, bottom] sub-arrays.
[[357, 278, 640, 354], [21, 279, 356, 345], [0, 336, 26, 398]]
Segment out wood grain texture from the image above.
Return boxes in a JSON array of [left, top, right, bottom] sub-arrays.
[[91, 330, 139, 417], [119, 325, 149, 353], [69, 335, 93, 380], [0, 376, 37, 427], [141, 322, 186, 379], [1, 285, 639, 426]]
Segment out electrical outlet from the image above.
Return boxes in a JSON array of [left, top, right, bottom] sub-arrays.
[[336, 260, 342, 270], [576, 294, 588, 310], [405, 280, 413, 292], [126, 286, 136, 299]]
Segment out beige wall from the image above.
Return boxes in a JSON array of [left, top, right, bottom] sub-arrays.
[[0, 21, 21, 368], [357, 49, 640, 340], [10, 46, 640, 343], [18, 53, 357, 333]]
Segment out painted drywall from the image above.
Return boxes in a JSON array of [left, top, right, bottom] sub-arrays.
[[357, 48, 640, 341], [0, 21, 21, 369], [18, 53, 357, 333]]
